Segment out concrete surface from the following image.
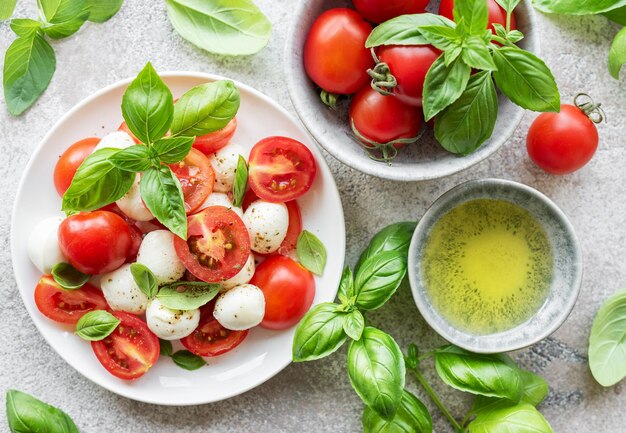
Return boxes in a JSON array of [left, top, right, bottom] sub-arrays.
[[1, 1, 625, 432]]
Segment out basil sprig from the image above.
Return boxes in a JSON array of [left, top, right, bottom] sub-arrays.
[[75, 310, 120, 341], [6, 390, 79, 433]]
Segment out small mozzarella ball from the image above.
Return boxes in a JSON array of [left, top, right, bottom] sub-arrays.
[[146, 298, 200, 340], [116, 174, 153, 221], [136, 230, 185, 284], [93, 131, 135, 152], [214, 284, 265, 331], [199, 192, 243, 218], [100, 263, 148, 314], [209, 143, 247, 193], [220, 253, 255, 291], [243, 200, 289, 254], [27, 215, 66, 274]]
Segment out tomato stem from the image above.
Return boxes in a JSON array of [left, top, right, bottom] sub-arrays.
[[574, 93, 605, 124], [349, 119, 423, 164], [320, 90, 339, 109], [367, 48, 398, 96]]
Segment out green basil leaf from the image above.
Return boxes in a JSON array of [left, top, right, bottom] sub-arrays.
[[10, 19, 41, 38], [108, 144, 152, 172], [423, 55, 471, 121], [296, 230, 327, 276], [140, 165, 187, 239], [165, 0, 271, 56], [3, 33, 56, 116], [588, 288, 626, 387], [435, 70, 498, 155], [461, 36, 497, 70], [86, 0, 123, 23], [171, 350, 206, 370], [153, 136, 194, 164], [604, 6, 626, 25], [418, 24, 461, 51], [159, 339, 173, 357], [434, 345, 523, 401], [171, 80, 240, 137], [354, 251, 407, 311], [337, 266, 355, 304], [347, 327, 405, 420], [492, 47, 560, 112], [468, 402, 553, 433], [454, 0, 489, 35], [355, 222, 416, 275], [6, 389, 79, 433], [51, 262, 89, 290], [292, 302, 347, 362], [62, 148, 135, 212], [157, 282, 220, 310], [532, 0, 626, 15], [609, 27, 626, 80], [37, 0, 86, 23], [41, 13, 89, 39], [495, 0, 522, 14], [444, 45, 462, 65], [232, 155, 248, 208], [362, 389, 432, 433], [506, 29, 524, 43], [366, 13, 455, 47], [343, 309, 365, 341], [75, 310, 120, 341], [0, 0, 17, 20], [130, 263, 159, 300], [121, 62, 174, 144], [519, 370, 549, 406]]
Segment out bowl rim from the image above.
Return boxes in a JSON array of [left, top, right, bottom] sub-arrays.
[[407, 178, 583, 353]]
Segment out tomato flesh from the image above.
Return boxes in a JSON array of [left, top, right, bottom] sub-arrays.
[[439, 0, 517, 33], [181, 304, 248, 357], [169, 148, 215, 214], [34, 276, 108, 324], [54, 137, 100, 196], [193, 118, 237, 156], [353, 0, 429, 24]]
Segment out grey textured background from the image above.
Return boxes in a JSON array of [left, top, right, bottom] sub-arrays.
[[1, 1, 625, 432]]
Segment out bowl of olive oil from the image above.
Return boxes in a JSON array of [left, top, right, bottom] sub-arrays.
[[408, 179, 582, 353]]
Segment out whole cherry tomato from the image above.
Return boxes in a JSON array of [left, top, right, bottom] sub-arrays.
[[53, 137, 100, 196], [353, 0, 430, 24], [439, 0, 517, 33]]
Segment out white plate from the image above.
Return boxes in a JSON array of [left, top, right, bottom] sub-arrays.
[[11, 72, 346, 406]]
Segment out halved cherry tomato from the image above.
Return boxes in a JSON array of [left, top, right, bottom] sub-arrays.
[[54, 137, 100, 196], [439, 0, 517, 33], [91, 311, 160, 380], [34, 276, 108, 324], [353, 0, 429, 24], [242, 188, 260, 211], [193, 118, 237, 156], [118, 121, 141, 144], [169, 148, 215, 214], [248, 137, 317, 203], [174, 206, 250, 283]]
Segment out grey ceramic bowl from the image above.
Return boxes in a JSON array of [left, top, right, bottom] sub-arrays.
[[285, 1, 538, 181], [407, 179, 583, 353]]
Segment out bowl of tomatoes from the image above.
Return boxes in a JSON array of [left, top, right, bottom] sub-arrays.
[[285, 0, 539, 181]]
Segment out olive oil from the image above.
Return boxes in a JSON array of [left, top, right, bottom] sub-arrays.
[[422, 199, 553, 335]]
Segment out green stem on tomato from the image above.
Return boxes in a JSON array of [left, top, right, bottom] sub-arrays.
[[506, 10, 511, 33], [411, 368, 464, 433]]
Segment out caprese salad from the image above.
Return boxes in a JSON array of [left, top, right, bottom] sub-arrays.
[[27, 63, 327, 380]]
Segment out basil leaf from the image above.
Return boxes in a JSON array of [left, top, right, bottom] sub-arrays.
[[6, 389, 78, 433], [468, 402, 553, 433], [609, 27, 626, 80], [86, 0, 124, 23], [454, 0, 489, 35], [418, 24, 460, 51], [495, 0, 522, 13], [3, 33, 56, 116], [10, 19, 41, 38], [153, 136, 194, 164], [37, 0, 85, 23], [354, 251, 407, 311], [365, 13, 455, 47], [532, 0, 626, 15], [75, 310, 120, 341], [171, 350, 206, 370], [362, 389, 432, 433], [0, 0, 17, 20], [588, 288, 626, 387], [232, 156, 248, 208], [140, 165, 187, 239], [130, 263, 159, 300], [604, 6, 626, 25], [492, 47, 560, 112], [461, 36, 497, 70], [296, 230, 327, 276], [121, 62, 174, 144], [434, 345, 523, 401], [347, 327, 405, 420], [62, 148, 134, 212], [171, 80, 240, 137], [159, 339, 173, 357], [41, 13, 89, 39], [343, 309, 365, 341], [506, 29, 524, 43], [292, 302, 347, 362], [519, 370, 549, 406], [423, 55, 471, 121], [337, 267, 355, 304], [51, 262, 89, 290], [157, 282, 220, 310], [435, 70, 498, 155], [355, 222, 417, 273], [108, 144, 152, 172], [165, 0, 271, 56]]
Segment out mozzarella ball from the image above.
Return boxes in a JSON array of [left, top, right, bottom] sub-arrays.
[[100, 263, 148, 314], [116, 174, 153, 221], [136, 230, 185, 284], [214, 284, 265, 331], [209, 143, 247, 193], [93, 131, 135, 152], [146, 299, 200, 340], [243, 200, 289, 254], [220, 253, 255, 291], [199, 192, 243, 218], [27, 215, 66, 274]]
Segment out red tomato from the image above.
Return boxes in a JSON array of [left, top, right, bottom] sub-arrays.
[[250, 256, 315, 330], [34, 276, 108, 324], [304, 8, 374, 95], [53, 137, 100, 196], [527, 104, 599, 175], [174, 206, 250, 283], [126, 224, 142, 262], [193, 118, 237, 156], [118, 121, 141, 144], [169, 148, 215, 214], [439, 0, 517, 33], [248, 137, 317, 203], [181, 304, 248, 357], [353, 0, 429, 24], [58, 211, 132, 275], [91, 311, 160, 380]]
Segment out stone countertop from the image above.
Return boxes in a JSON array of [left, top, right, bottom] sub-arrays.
[[1, 1, 625, 432]]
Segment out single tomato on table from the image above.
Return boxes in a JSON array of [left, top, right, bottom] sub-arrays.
[[34, 276, 108, 324], [353, 0, 429, 24], [169, 148, 215, 214], [53, 137, 100, 196], [439, 0, 517, 33]]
